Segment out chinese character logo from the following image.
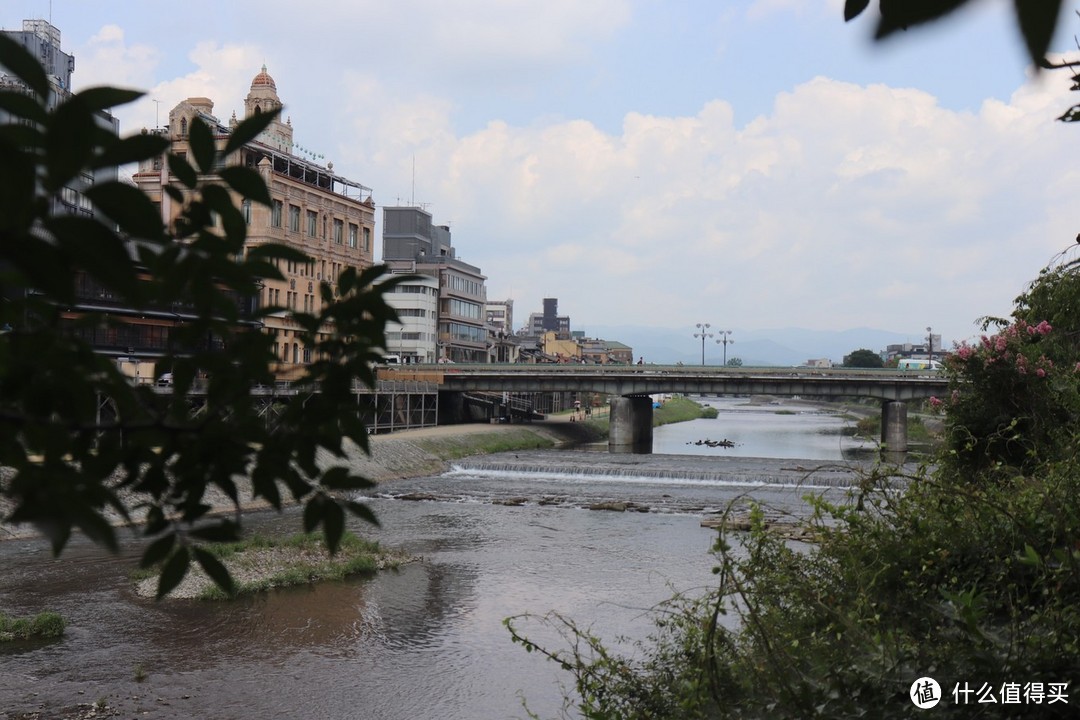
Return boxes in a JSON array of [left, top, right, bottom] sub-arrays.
[[911, 677, 942, 709]]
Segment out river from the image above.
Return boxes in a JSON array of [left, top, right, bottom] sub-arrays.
[[0, 397, 879, 720]]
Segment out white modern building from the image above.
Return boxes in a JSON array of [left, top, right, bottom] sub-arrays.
[[382, 273, 439, 363]]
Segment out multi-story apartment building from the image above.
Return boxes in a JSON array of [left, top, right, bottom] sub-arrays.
[[381, 273, 439, 363], [485, 299, 513, 335], [134, 66, 376, 378], [381, 206, 488, 363], [1, 19, 119, 217]]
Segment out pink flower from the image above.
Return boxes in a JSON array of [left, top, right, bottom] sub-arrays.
[[1036, 320, 1053, 335], [929, 396, 943, 407], [956, 345, 974, 361], [994, 336, 1008, 353], [1036, 368, 1047, 378]]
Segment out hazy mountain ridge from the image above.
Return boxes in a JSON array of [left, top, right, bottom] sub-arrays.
[[581, 325, 948, 367]]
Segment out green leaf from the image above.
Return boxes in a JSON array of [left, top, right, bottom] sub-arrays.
[[193, 547, 236, 596], [45, 98, 96, 191], [156, 547, 191, 600], [168, 153, 199, 189], [92, 133, 170, 170], [323, 500, 345, 555], [188, 520, 242, 543], [844, 0, 870, 22], [71, 86, 144, 113], [218, 166, 272, 206], [320, 467, 375, 491], [223, 107, 280, 156], [84, 181, 166, 241], [189, 116, 217, 175], [0, 34, 50, 98], [45, 215, 142, 298], [1013, 0, 1064, 67], [247, 243, 313, 265], [876, 0, 971, 39], [303, 494, 324, 534], [141, 533, 177, 568], [0, 89, 48, 124], [345, 500, 380, 528]]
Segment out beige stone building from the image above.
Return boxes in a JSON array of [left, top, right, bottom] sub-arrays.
[[134, 66, 375, 379]]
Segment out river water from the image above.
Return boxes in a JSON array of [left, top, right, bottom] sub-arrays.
[[0, 397, 878, 720]]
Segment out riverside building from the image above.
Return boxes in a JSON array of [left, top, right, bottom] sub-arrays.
[[134, 66, 376, 378], [381, 206, 488, 363]]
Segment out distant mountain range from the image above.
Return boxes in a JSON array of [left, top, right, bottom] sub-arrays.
[[581, 325, 945, 367]]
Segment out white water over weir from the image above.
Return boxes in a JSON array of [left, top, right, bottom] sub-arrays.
[[448, 450, 909, 490]]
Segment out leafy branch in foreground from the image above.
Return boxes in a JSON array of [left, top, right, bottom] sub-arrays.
[[0, 34, 409, 599]]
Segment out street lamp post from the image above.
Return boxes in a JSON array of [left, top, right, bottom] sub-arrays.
[[926, 326, 933, 365], [693, 323, 713, 366], [716, 331, 734, 365]]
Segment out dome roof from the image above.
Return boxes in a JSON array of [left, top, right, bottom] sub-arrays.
[[251, 64, 276, 91]]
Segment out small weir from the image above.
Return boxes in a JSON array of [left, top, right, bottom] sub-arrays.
[[447, 450, 889, 489]]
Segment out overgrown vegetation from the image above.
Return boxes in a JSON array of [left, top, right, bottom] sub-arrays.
[[0, 35, 411, 599], [509, 255, 1080, 717], [0, 610, 65, 641]]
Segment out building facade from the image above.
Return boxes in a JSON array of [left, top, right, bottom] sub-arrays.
[[1, 19, 119, 218], [133, 67, 376, 378], [381, 206, 488, 363], [382, 273, 439, 363]]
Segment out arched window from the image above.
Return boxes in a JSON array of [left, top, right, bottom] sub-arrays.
[[254, 104, 262, 115], [180, 117, 187, 136]]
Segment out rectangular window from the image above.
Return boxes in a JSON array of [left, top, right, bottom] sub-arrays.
[[289, 204, 301, 232], [333, 219, 344, 245], [242, 199, 252, 224], [363, 227, 371, 252], [348, 223, 358, 248], [271, 200, 283, 228], [307, 210, 318, 237]]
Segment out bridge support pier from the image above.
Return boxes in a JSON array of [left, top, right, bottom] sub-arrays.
[[608, 395, 653, 454], [881, 400, 908, 455]]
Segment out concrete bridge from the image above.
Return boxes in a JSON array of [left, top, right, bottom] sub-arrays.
[[378, 364, 948, 454]]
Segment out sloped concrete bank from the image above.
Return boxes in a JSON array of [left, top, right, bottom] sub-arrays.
[[353, 419, 605, 482], [0, 420, 605, 541]]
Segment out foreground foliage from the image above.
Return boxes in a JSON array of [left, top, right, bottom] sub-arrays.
[[0, 36, 407, 598], [510, 256, 1080, 718]]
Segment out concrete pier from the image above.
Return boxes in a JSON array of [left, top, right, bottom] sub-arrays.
[[881, 400, 908, 454], [608, 395, 653, 453]]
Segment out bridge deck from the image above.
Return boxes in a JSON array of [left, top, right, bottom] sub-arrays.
[[378, 364, 948, 402]]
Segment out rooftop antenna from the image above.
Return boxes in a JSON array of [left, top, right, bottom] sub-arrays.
[[411, 154, 415, 206]]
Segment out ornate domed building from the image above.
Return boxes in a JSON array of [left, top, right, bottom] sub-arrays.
[[134, 66, 377, 379]]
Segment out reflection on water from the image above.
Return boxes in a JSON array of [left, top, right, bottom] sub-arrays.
[[655, 396, 876, 461]]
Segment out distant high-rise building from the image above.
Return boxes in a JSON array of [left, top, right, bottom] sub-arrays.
[[524, 298, 570, 338]]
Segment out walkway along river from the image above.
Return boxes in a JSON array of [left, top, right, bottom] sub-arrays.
[[0, 398, 896, 720]]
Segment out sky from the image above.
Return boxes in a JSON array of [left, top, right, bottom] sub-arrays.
[[5, 0, 1080, 351]]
